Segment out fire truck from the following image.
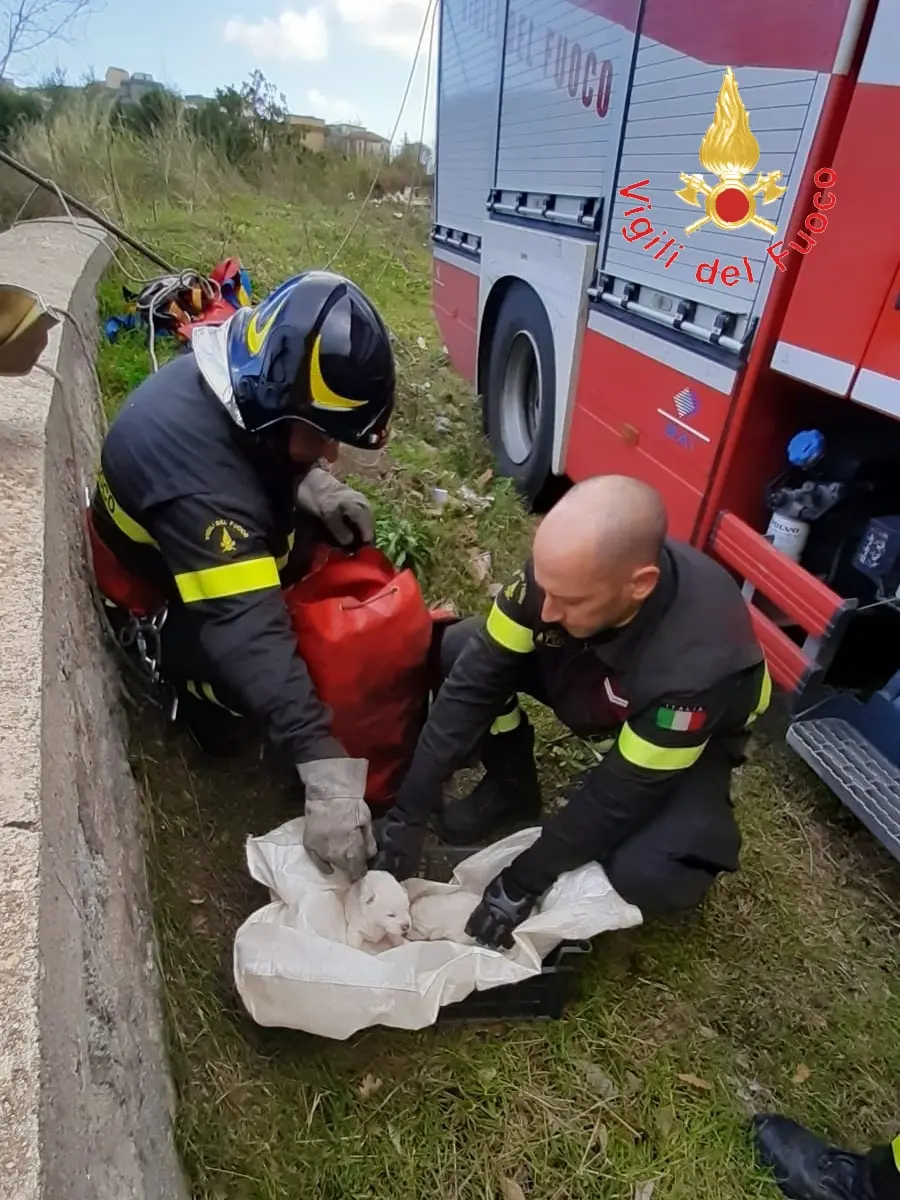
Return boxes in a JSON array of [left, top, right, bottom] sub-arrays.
[[431, 0, 900, 858]]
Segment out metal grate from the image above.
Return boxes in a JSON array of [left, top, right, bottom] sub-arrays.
[[787, 717, 900, 862]]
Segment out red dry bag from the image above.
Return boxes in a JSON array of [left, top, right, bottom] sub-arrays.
[[283, 546, 436, 808], [85, 507, 167, 617]]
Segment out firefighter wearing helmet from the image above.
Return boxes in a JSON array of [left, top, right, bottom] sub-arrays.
[[89, 271, 395, 879]]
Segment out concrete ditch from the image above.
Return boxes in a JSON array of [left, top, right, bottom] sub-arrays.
[[0, 217, 187, 1200]]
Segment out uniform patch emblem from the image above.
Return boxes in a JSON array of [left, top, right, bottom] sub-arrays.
[[655, 704, 707, 732], [204, 518, 249, 554], [503, 571, 527, 605], [603, 677, 628, 708], [535, 629, 564, 648]]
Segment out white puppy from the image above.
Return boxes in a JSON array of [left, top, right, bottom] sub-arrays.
[[343, 870, 412, 949], [406, 890, 482, 945]]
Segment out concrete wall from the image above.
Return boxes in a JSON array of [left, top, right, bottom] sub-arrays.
[[0, 218, 187, 1200]]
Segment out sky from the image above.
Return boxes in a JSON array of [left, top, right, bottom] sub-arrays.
[[15, 0, 437, 147]]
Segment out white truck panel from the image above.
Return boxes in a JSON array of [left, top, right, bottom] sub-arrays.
[[859, 0, 900, 85], [494, 0, 637, 200], [435, 0, 505, 237], [478, 221, 596, 474], [602, 46, 822, 319]]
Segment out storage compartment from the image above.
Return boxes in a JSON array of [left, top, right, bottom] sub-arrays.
[[566, 403, 704, 541], [708, 371, 900, 701], [493, 0, 639, 205], [772, 0, 900, 406], [434, 0, 505, 239], [566, 312, 735, 541]]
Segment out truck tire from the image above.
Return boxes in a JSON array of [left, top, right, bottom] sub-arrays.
[[484, 281, 556, 507]]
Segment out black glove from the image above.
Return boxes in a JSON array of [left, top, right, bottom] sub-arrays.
[[465, 870, 539, 950], [371, 808, 428, 880]]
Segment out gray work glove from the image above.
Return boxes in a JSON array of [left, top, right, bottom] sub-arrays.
[[296, 466, 374, 547], [298, 757, 376, 881]]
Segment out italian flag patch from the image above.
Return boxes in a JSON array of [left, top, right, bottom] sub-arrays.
[[655, 705, 707, 732]]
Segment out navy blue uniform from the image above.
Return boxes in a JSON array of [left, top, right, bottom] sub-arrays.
[[91, 352, 342, 763], [403, 542, 770, 902]]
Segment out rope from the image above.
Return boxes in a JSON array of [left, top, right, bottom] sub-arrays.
[[376, 0, 437, 285], [0, 146, 176, 271], [322, 0, 438, 272], [128, 270, 221, 372]]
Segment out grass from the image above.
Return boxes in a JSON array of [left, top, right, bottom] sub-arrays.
[[91, 191, 900, 1200]]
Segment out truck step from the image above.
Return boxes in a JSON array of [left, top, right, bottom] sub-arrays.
[[786, 717, 900, 862]]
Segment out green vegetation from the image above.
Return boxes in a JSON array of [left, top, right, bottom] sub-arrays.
[[15, 96, 900, 1199], [0, 67, 430, 225]]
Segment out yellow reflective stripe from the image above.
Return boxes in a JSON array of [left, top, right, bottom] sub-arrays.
[[96, 471, 158, 548], [746, 664, 773, 726], [756, 665, 772, 715], [485, 604, 534, 654], [892, 1135, 900, 1174], [491, 707, 522, 735], [175, 556, 280, 603], [618, 722, 707, 771], [186, 680, 241, 716], [275, 530, 296, 573], [200, 682, 241, 716]]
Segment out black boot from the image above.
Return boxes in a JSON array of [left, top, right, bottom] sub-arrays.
[[439, 715, 542, 844], [753, 1116, 877, 1200]]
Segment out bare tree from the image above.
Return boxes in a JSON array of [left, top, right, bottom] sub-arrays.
[[0, 0, 97, 81]]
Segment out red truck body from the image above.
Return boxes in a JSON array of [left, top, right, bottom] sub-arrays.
[[432, 0, 900, 859]]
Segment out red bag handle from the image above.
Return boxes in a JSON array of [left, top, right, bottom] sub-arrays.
[[296, 545, 399, 599]]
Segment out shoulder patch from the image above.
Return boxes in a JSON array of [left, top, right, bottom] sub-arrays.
[[654, 703, 707, 732], [535, 629, 564, 648], [503, 570, 527, 605], [204, 518, 249, 554]]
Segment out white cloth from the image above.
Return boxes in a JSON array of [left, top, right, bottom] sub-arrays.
[[233, 818, 644, 1039]]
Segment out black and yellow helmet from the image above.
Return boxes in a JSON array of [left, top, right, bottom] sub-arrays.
[[226, 270, 395, 448]]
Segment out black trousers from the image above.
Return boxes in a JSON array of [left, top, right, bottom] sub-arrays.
[[440, 617, 742, 920]]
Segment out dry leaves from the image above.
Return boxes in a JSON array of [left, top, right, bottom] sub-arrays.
[[468, 549, 493, 582], [655, 1104, 676, 1138], [677, 1073, 713, 1091], [792, 1063, 812, 1085], [634, 1182, 656, 1200], [574, 1059, 618, 1100], [624, 1070, 642, 1096], [597, 1123, 610, 1156], [357, 1074, 383, 1099], [500, 1179, 527, 1200]]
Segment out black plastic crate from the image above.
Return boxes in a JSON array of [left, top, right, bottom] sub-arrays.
[[418, 844, 592, 1024]]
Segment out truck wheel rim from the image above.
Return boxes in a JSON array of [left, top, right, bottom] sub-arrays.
[[500, 330, 542, 465]]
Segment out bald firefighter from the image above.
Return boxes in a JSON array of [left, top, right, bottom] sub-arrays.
[[374, 475, 771, 949], [89, 271, 395, 881]]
